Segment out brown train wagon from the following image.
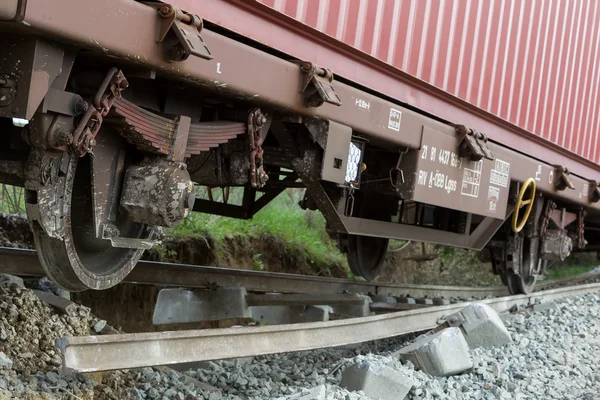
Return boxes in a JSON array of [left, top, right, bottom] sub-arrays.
[[0, 0, 598, 295], [190, 0, 600, 177]]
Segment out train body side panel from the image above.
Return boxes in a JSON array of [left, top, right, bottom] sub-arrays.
[[179, 0, 600, 173]]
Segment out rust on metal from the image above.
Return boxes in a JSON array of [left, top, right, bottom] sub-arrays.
[[552, 165, 576, 191], [71, 68, 128, 156], [456, 125, 494, 162], [106, 97, 246, 157], [589, 181, 600, 203], [106, 97, 175, 154], [296, 61, 342, 108], [247, 108, 268, 188], [143, 1, 212, 62]]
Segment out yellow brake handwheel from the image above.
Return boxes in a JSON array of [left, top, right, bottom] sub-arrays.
[[512, 177, 537, 233]]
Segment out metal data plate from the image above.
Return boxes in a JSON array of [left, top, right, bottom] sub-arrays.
[[321, 120, 352, 184], [400, 127, 511, 219]]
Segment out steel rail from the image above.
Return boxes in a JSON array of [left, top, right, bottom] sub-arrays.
[[2, 246, 598, 297], [0, 247, 510, 298], [57, 282, 600, 373]]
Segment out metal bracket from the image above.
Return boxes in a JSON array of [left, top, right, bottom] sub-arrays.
[[0, 74, 17, 107], [102, 224, 158, 250], [456, 125, 494, 162], [296, 62, 342, 108], [446, 312, 466, 327], [590, 181, 600, 203], [552, 165, 576, 191], [144, 2, 212, 62]]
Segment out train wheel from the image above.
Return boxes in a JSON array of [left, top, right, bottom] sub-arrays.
[[506, 270, 537, 295], [25, 142, 155, 291], [342, 193, 392, 281], [492, 237, 541, 295], [345, 234, 389, 281]]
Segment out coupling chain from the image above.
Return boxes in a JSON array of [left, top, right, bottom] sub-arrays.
[[71, 68, 129, 156], [247, 108, 268, 188]]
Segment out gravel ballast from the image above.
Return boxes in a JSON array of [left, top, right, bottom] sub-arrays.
[[0, 282, 598, 399]]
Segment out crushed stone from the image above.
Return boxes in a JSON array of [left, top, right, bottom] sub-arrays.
[[0, 282, 598, 399]]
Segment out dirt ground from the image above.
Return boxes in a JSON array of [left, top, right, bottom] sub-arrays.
[[0, 213, 500, 288]]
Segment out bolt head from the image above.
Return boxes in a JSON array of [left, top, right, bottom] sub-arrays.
[[159, 5, 172, 16]]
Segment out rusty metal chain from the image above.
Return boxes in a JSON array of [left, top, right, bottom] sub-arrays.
[[247, 108, 268, 188], [539, 199, 554, 236], [577, 207, 587, 249], [70, 68, 128, 156]]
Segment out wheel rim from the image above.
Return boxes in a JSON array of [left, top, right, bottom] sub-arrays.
[[507, 271, 537, 295], [26, 145, 153, 291], [346, 234, 389, 281]]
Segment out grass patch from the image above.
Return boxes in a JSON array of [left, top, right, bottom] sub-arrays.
[[541, 264, 598, 281], [169, 188, 346, 268]]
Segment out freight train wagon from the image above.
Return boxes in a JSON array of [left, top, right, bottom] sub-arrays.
[[0, 0, 598, 294]]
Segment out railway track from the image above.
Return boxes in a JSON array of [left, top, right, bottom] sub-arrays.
[[2, 246, 599, 374], [0, 247, 513, 298], [5, 246, 598, 300], [58, 282, 600, 373]]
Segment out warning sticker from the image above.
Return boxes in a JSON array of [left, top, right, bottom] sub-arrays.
[[490, 159, 510, 187], [461, 161, 483, 198], [488, 186, 500, 213], [388, 108, 402, 131]]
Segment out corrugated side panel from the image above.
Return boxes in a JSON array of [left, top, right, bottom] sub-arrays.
[[258, 0, 600, 164]]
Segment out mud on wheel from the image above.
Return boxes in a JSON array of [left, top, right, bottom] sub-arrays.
[[24, 148, 155, 291]]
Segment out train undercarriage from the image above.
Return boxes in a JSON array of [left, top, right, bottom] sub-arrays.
[[1, 2, 599, 295]]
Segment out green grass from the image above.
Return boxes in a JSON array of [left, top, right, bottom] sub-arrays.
[[0, 185, 25, 215], [541, 264, 598, 281], [169, 188, 346, 267]]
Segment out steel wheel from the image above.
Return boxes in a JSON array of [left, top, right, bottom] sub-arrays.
[[346, 234, 389, 281], [506, 270, 537, 295], [500, 272, 508, 286], [343, 193, 392, 281], [25, 141, 154, 291]]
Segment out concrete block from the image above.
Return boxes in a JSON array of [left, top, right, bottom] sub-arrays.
[[396, 297, 416, 304], [370, 295, 397, 303], [395, 327, 472, 376], [251, 305, 330, 325], [0, 274, 24, 293], [340, 361, 413, 400], [433, 298, 450, 305], [332, 296, 373, 318], [446, 303, 511, 349], [416, 298, 434, 305], [152, 287, 251, 325]]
